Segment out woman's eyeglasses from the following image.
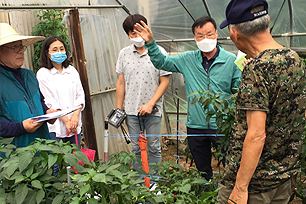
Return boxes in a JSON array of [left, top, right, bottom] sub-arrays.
[[2, 45, 27, 53]]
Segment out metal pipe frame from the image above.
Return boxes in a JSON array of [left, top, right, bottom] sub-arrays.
[[288, 0, 294, 47], [90, 88, 116, 96], [114, 0, 131, 15], [1, 3, 304, 46], [155, 32, 306, 43], [0, 5, 123, 10], [201, 0, 211, 17]]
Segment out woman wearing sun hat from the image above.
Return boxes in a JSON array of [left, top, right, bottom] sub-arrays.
[[0, 23, 57, 155]]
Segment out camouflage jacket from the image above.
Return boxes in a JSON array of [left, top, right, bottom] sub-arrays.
[[222, 48, 306, 193]]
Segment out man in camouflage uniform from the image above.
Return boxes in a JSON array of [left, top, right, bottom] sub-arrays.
[[218, 0, 306, 203]]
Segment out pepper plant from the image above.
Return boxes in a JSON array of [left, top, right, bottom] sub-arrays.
[[60, 153, 220, 204], [150, 160, 220, 204], [0, 137, 88, 204], [190, 88, 237, 163], [1, 138, 221, 204]]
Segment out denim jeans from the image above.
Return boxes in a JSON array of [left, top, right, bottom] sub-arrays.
[[126, 114, 162, 172], [49, 132, 81, 147], [49, 132, 82, 176]]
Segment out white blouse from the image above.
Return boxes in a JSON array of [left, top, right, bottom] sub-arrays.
[[37, 65, 85, 138]]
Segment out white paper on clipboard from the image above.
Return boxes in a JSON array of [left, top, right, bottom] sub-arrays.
[[31, 105, 82, 123]]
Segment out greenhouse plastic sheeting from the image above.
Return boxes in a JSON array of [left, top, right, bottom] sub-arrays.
[[1, 0, 305, 158]]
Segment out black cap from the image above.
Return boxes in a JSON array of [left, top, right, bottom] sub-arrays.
[[220, 0, 268, 29]]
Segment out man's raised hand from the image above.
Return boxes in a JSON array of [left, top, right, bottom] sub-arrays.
[[134, 20, 154, 44]]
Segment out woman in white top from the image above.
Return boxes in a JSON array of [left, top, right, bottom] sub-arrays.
[[37, 36, 85, 147]]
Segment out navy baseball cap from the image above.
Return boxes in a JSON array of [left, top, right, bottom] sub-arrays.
[[220, 0, 268, 29]]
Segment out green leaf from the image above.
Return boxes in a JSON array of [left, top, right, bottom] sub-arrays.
[[63, 153, 81, 169], [191, 178, 207, 184], [206, 111, 215, 123], [78, 174, 91, 182], [53, 182, 64, 190], [52, 194, 64, 204], [147, 197, 157, 204], [70, 174, 83, 180], [172, 163, 184, 170], [26, 166, 34, 177], [92, 173, 106, 183], [215, 93, 223, 98], [121, 184, 129, 190], [23, 190, 36, 204], [213, 101, 222, 111], [19, 151, 34, 172], [74, 150, 91, 166], [187, 92, 198, 98], [15, 175, 25, 183], [130, 190, 139, 197], [97, 163, 109, 172], [2, 156, 19, 168], [80, 184, 91, 197], [199, 87, 203, 94], [109, 170, 123, 180], [29, 157, 41, 166], [15, 184, 28, 204], [202, 98, 212, 110], [70, 197, 80, 204], [190, 96, 199, 108], [88, 169, 97, 178], [44, 183, 52, 188], [178, 183, 191, 193], [7, 162, 18, 177], [41, 159, 48, 168], [1, 137, 15, 144], [105, 163, 121, 173], [36, 190, 45, 203], [39, 145, 62, 154], [31, 180, 43, 189], [0, 188, 7, 203], [0, 159, 6, 169], [87, 198, 99, 204], [198, 96, 209, 106], [136, 168, 148, 176], [48, 154, 58, 169], [37, 169, 53, 181], [30, 172, 40, 180]]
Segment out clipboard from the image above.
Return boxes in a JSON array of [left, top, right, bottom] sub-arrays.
[[30, 105, 82, 123]]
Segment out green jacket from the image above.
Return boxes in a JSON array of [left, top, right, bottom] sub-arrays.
[[0, 67, 49, 148], [146, 40, 241, 129]]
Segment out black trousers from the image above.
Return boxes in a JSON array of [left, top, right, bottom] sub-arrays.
[[187, 127, 227, 181]]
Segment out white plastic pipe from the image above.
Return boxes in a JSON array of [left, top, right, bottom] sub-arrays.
[[67, 166, 71, 183], [104, 121, 109, 162]]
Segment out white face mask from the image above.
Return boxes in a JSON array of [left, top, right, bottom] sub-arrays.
[[130, 37, 145, 47], [196, 38, 217, 53]]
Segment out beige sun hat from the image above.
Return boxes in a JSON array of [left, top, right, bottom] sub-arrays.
[[0, 23, 45, 47]]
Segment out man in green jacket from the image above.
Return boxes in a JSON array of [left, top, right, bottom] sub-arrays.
[[134, 16, 241, 180]]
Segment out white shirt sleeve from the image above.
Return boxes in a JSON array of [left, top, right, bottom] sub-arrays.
[[37, 68, 62, 110], [116, 49, 125, 74], [72, 68, 85, 111]]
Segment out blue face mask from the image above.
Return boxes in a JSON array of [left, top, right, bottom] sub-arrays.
[[49, 52, 67, 64]]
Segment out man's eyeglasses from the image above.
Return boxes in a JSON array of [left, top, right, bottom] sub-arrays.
[[2, 45, 27, 53], [194, 32, 216, 41]]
